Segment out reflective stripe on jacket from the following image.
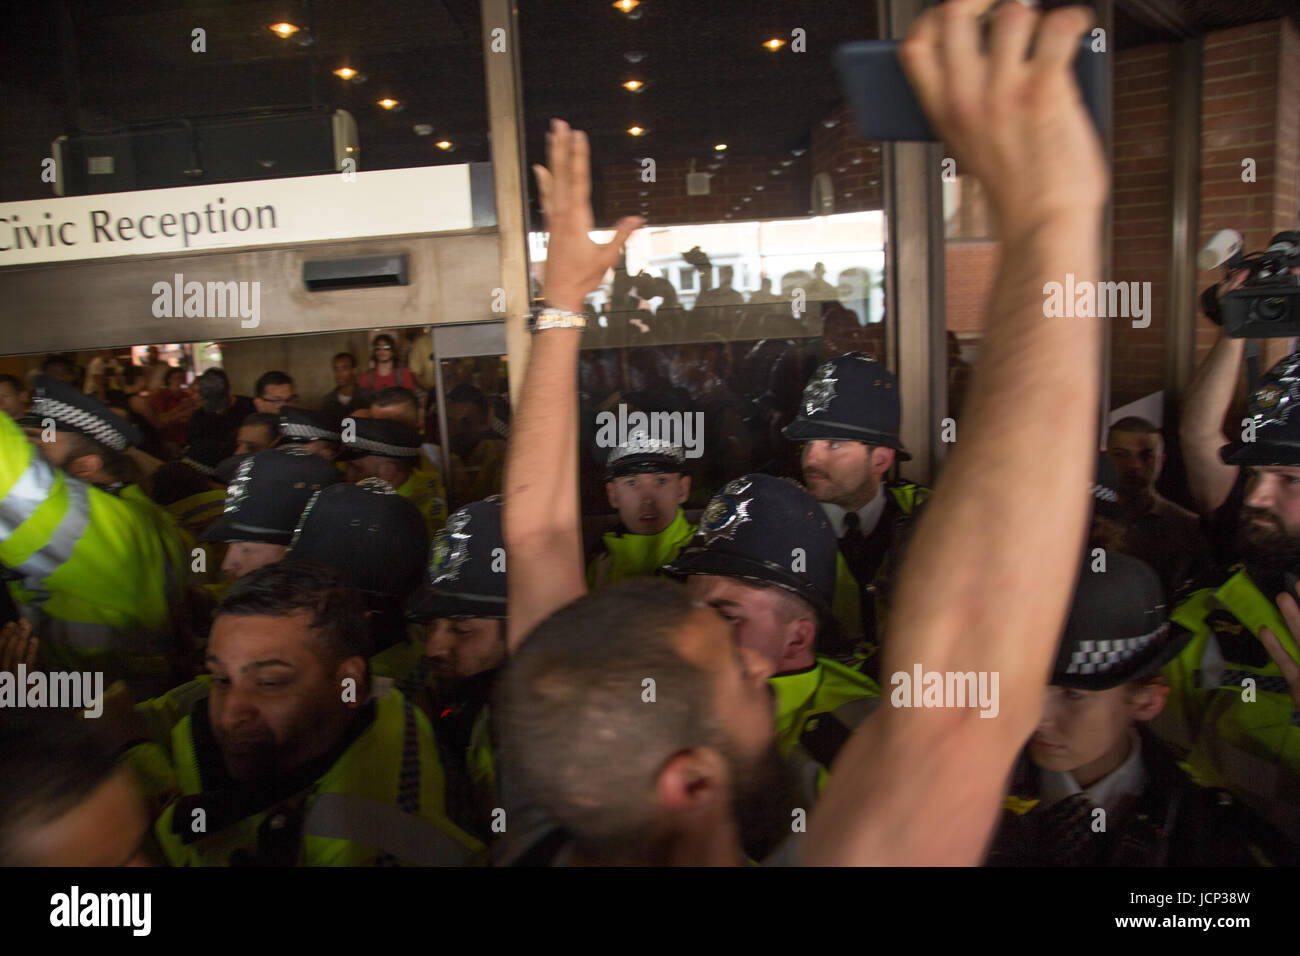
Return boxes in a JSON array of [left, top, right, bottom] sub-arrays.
[[770, 656, 881, 802], [1159, 567, 1300, 840], [131, 678, 483, 866], [1, 412, 186, 686]]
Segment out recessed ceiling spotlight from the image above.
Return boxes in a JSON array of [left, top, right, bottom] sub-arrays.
[[333, 67, 358, 80], [413, 124, 433, 136], [763, 38, 785, 51], [436, 140, 454, 151], [623, 79, 645, 92], [754, 185, 764, 191], [624, 51, 646, 63], [780, 159, 794, 167], [627, 126, 646, 136], [790, 148, 806, 157], [823, 118, 838, 128], [613, 0, 640, 12], [714, 143, 727, 152], [270, 22, 299, 38], [378, 98, 400, 110]]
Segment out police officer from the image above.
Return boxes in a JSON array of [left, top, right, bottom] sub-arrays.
[[987, 552, 1293, 866], [201, 445, 340, 583], [405, 498, 508, 838], [118, 560, 482, 866], [1156, 352, 1300, 843], [783, 353, 929, 677], [587, 430, 696, 589], [288, 477, 429, 666], [278, 405, 342, 460], [661, 473, 879, 804], [338, 417, 447, 540], [3, 376, 187, 696]]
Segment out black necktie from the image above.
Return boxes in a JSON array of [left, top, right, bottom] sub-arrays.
[[840, 512, 875, 645], [1039, 792, 1105, 865]]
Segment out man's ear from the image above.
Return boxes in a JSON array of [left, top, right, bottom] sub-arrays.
[[336, 656, 368, 709], [1129, 678, 1169, 722], [782, 615, 816, 665], [676, 474, 691, 505], [655, 746, 730, 815], [65, 454, 103, 482], [870, 445, 896, 477], [606, 480, 619, 510]]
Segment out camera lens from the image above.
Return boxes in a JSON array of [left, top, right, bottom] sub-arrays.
[[1257, 297, 1287, 321]]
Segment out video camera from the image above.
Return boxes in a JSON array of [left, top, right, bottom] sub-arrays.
[[1201, 229, 1300, 337]]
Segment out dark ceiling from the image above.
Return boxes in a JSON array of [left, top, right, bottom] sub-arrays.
[[1, 0, 1297, 207]]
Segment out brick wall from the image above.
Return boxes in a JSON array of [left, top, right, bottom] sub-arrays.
[[600, 153, 810, 225], [1110, 43, 1173, 408], [1192, 20, 1295, 374], [945, 240, 1000, 334], [810, 103, 883, 214]]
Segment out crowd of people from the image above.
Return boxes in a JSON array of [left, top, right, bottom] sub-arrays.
[[3, 0, 1300, 869]]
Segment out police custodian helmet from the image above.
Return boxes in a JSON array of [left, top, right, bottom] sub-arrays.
[[1221, 351, 1300, 466], [782, 353, 911, 461], [660, 473, 838, 618], [407, 498, 507, 622]]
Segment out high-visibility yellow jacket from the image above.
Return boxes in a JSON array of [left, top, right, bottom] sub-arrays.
[[1158, 567, 1300, 841], [163, 488, 227, 590], [398, 456, 448, 541], [770, 656, 881, 802], [124, 676, 484, 866], [586, 508, 697, 590], [0, 412, 187, 692]]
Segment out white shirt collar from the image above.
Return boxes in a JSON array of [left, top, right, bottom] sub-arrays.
[[1038, 728, 1146, 819], [822, 484, 887, 538]]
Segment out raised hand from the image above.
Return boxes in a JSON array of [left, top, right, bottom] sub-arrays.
[[533, 119, 643, 313]]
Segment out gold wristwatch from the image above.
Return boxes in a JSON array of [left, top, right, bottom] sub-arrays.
[[527, 305, 588, 333]]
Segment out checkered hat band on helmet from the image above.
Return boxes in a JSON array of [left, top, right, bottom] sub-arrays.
[[1065, 622, 1168, 676], [282, 422, 339, 441], [33, 396, 129, 451], [344, 437, 420, 457]]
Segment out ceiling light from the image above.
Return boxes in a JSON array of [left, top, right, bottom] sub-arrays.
[[613, 0, 640, 12], [623, 79, 645, 92], [413, 124, 433, 136], [435, 140, 454, 150], [270, 22, 299, 38], [763, 38, 785, 51], [714, 143, 727, 152], [378, 98, 400, 110], [333, 67, 358, 80], [627, 126, 646, 136], [624, 51, 646, 63]]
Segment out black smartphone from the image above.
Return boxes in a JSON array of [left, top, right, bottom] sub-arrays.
[[833, 37, 1110, 142]]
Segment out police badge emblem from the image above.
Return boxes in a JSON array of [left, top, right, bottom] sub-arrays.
[[700, 477, 754, 545], [431, 508, 473, 585], [222, 456, 257, 514], [1249, 353, 1300, 431], [801, 362, 837, 417]]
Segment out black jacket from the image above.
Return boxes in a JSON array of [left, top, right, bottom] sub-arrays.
[[985, 726, 1297, 866]]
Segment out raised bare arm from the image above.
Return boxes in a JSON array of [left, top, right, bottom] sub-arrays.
[[806, 0, 1107, 866], [503, 120, 642, 652]]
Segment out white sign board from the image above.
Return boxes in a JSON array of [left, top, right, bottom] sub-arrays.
[[0, 165, 476, 267]]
